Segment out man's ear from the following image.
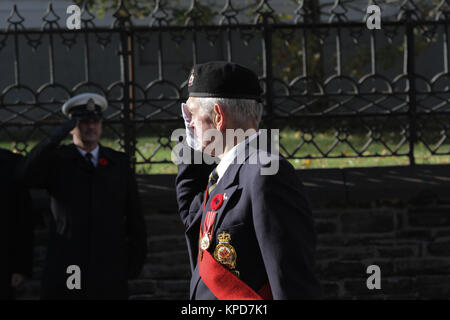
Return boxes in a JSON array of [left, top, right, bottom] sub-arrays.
[[213, 104, 226, 131], [70, 121, 79, 136]]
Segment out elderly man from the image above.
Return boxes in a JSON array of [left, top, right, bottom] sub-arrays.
[[176, 61, 322, 300], [0, 149, 33, 300], [18, 93, 147, 300]]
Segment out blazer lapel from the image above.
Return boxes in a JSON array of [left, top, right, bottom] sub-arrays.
[[208, 165, 241, 230], [212, 138, 263, 229], [96, 145, 116, 175], [66, 144, 115, 173], [186, 134, 264, 235], [66, 144, 91, 172], [185, 161, 241, 235]]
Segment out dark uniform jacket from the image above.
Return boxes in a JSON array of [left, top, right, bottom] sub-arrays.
[[0, 149, 33, 300], [176, 138, 322, 300], [18, 130, 147, 300]]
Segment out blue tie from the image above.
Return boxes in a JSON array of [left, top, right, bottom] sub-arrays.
[[85, 152, 94, 167], [207, 167, 219, 195]]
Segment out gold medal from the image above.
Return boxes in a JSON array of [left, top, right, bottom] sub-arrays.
[[214, 231, 237, 270], [200, 234, 210, 250]]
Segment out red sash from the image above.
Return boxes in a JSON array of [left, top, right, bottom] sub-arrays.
[[199, 250, 272, 300], [198, 189, 272, 300]]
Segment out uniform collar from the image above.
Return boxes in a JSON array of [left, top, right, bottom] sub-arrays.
[[76, 145, 100, 166], [216, 130, 260, 182]]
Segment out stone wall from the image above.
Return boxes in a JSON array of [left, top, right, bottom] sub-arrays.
[[315, 205, 450, 299]]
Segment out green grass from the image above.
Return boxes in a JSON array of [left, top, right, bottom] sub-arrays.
[[1, 129, 449, 174]]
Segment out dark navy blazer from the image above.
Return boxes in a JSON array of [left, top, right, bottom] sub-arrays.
[[175, 139, 322, 300]]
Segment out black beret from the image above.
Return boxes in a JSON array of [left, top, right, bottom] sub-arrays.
[[188, 61, 262, 101]]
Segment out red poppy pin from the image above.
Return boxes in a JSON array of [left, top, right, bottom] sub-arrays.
[[211, 194, 224, 210], [98, 158, 108, 166]]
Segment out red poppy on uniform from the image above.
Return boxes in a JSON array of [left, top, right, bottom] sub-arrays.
[[211, 193, 224, 210], [98, 158, 108, 166]]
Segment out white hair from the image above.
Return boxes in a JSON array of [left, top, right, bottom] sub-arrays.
[[196, 97, 264, 128]]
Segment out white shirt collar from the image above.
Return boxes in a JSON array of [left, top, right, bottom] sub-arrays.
[[216, 130, 260, 182], [76, 145, 100, 167]]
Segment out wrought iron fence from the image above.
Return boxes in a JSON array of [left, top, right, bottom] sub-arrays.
[[0, 0, 449, 172]]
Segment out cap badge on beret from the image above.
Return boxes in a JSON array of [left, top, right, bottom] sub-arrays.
[[87, 98, 95, 112], [188, 71, 195, 87]]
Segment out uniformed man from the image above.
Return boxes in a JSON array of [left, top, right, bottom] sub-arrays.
[[0, 148, 33, 300], [176, 61, 322, 300], [18, 93, 147, 300]]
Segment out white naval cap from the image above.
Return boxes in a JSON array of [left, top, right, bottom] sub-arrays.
[[62, 93, 108, 119]]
